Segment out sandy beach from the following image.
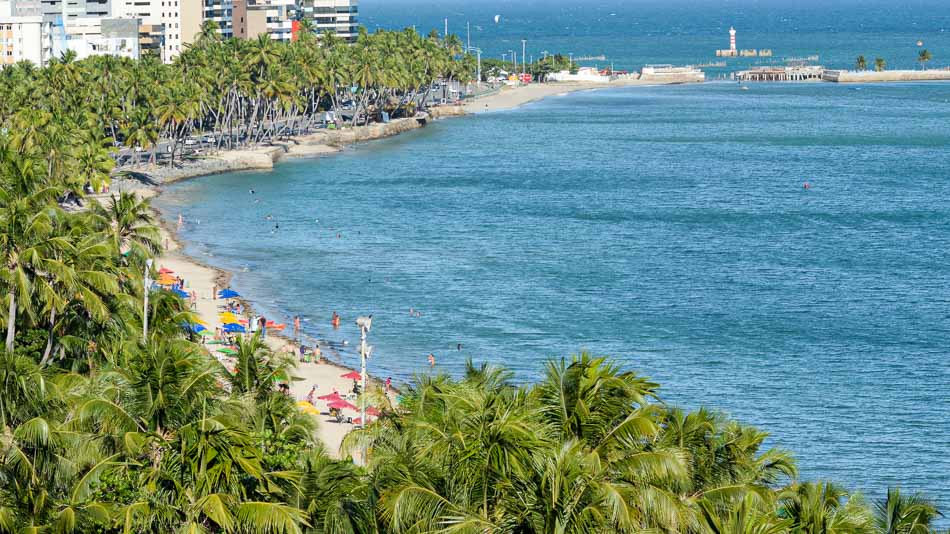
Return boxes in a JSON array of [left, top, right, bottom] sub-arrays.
[[132, 77, 698, 457]]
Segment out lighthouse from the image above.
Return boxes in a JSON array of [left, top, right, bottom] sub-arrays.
[[729, 27, 737, 51]]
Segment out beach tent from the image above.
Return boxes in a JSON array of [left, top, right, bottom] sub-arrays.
[[218, 289, 240, 299], [340, 371, 361, 381]]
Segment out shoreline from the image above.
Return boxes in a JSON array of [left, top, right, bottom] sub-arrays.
[[128, 79, 695, 456]]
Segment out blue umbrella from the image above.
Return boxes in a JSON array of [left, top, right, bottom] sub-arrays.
[[218, 289, 240, 299], [223, 323, 246, 333], [173, 288, 190, 299], [180, 322, 206, 333]]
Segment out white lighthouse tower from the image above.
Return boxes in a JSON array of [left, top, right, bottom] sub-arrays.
[[729, 27, 737, 52]]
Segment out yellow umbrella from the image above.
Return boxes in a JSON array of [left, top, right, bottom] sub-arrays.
[[219, 312, 239, 322], [192, 318, 208, 326], [296, 401, 320, 415]]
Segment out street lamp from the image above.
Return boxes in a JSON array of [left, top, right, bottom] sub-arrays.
[[521, 39, 527, 78], [355, 315, 373, 465], [143, 258, 153, 339]]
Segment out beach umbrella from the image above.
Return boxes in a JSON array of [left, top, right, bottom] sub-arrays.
[[317, 392, 342, 401], [223, 324, 246, 333], [197, 330, 213, 337], [218, 289, 240, 299], [296, 401, 320, 415], [366, 406, 381, 417], [351, 417, 364, 425], [192, 318, 208, 326], [217, 348, 237, 355], [328, 399, 357, 411], [340, 371, 361, 381], [172, 288, 189, 299], [158, 267, 174, 274]]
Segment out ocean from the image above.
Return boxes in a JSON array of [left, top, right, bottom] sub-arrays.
[[155, 0, 950, 519]]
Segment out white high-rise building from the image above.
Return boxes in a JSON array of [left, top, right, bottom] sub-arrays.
[[300, 0, 356, 41], [0, 0, 54, 66]]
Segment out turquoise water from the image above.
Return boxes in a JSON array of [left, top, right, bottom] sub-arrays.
[[155, 82, 950, 511], [361, 0, 950, 74]]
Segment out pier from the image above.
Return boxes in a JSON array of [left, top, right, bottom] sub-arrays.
[[736, 65, 824, 82]]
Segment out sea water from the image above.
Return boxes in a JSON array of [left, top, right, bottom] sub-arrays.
[[155, 82, 950, 513]]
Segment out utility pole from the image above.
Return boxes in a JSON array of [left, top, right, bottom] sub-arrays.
[[466, 21, 470, 51], [522, 39, 527, 78], [143, 258, 153, 339], [355, 315, 373, 464], [444, 18, 448, 40]]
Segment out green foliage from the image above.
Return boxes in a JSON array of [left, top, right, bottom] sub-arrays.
[[0, 29, 940, 534]]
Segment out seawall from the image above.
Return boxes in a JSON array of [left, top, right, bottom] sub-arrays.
[[822, 69, 950, 83]]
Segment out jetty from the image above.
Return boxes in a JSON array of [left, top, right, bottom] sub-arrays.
[[737, 65, 824, 82], [822, 69, 950, 83]]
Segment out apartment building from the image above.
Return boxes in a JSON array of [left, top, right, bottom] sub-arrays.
[[301, 0, 355, 41], [0, 13, 53, 65]]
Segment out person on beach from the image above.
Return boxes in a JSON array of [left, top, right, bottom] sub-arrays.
[[259, 316, 267, 339], [306, 385, 317, 405], [385, 377, 392, 392], [313, 344, 322, 362], [428, 353, 436, 367], [299, 345, 309, 363], [212, 284, 217, 300], [293, 315, 300, 338], [189, 290, 197, 310]]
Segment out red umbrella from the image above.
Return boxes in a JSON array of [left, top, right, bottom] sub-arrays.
[[340, 371, 361, 381], [328, 399, 357, 411], [366, 407, 381, 417], [158, 267, 174, 274], [317, 392, 342, 401], [351, 417, 363, 425]]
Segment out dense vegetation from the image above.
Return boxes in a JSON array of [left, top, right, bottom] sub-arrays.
[[0, 25, 943, 534], [0, 23, 474, 167]]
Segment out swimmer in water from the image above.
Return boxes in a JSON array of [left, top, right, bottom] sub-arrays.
[[803, 182, 811, 190], [178, 214, 183, 226], [249, 189, 255, 194]]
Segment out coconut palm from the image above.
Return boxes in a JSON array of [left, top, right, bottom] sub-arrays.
[[855, 56, 868, 71], [874, 488, 940, 534]]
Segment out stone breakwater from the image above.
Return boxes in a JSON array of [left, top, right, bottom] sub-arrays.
[[112, 109, 466, 190], [822, 69, 950, 83]]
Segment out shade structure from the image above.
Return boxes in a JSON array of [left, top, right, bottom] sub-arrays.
[[217, 289, 240, 299], [340, 371, 362, 381], [296, 401, 320, 415], [158, 267, 174, 274], [327, 400, 357, 411], [222, 324, 246, 333], [317, 392, 342, 401]]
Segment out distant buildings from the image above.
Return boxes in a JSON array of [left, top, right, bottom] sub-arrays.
[[0, 0, 359, 67]]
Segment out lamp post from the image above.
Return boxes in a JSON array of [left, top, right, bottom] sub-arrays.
[[521, 39, 527, 78], [467, 46, 482, 86], [355, 315, 373, 463], [143, 258, 153, 339]]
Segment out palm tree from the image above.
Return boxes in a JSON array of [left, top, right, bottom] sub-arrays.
[[874, 488, 940, 534], [779, 481, 873, 534], [874, 57, 887, 72], [917, 49, 932, 70], [855, 56, 867, 71], [93, 192, 161, 264]]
